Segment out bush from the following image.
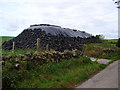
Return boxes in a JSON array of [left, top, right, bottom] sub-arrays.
[[84, 45, 103, 57], [80, 56, 92, 64], [2, 70, 22, 88], [95, 34, 104, 40], [116, 38, 120, 47]]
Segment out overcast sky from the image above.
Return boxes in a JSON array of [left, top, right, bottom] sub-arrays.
[[0, 0, 118, 39]]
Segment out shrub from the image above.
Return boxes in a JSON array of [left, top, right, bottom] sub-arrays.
[[82, 56, 92, 64], [2, 70, 22, 88], [116, 38, 120, 47], [84, 45, 103, 57], [95, 34, 104, 40]]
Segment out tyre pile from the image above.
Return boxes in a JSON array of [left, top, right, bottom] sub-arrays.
[[2, 24, 101, 52]]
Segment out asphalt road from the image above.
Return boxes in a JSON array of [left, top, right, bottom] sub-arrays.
[[76, 60, 119, 88]]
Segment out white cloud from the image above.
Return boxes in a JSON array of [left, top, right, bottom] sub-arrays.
[[0, 0, 118, 39]]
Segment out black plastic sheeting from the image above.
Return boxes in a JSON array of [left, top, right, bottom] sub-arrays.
[[2, 24, 100, 51], [27, 25, 92, 38]]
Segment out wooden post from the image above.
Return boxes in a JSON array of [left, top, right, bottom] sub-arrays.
[[46, 44, 49, 52], [36, 38, 41, 52], [12, 42, 15, 53]]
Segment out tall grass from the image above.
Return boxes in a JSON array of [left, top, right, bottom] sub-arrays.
[[3, 56, 106, 88], [83, 42, 120, 60]]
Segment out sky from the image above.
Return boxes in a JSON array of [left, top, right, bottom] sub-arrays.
[[0, 0, 118, 39]]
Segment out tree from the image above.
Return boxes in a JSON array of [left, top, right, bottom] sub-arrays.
[[95, 34, 104, 40], [116, 38, 120, 47]]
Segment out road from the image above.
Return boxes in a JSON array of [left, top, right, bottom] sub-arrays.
[[76, 60, 119, 88]]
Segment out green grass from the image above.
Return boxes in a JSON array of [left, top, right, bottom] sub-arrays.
[[102, 39, 118, 46], [98, 52, 120, 61], [84, 40, 120, 61], [0, 36, 14, 46], [3, 56, 106, 88], [0, 36, 14, 56], [1, 49, 35, 56], [0, 36, 36, 56]]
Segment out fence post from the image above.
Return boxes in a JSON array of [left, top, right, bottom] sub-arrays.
[[12, 42, 15, 53], [46, 44, 49, 52], [36, 38, 41, 52]]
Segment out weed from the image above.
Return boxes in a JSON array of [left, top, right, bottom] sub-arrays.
[[2, 56, 104, 88]]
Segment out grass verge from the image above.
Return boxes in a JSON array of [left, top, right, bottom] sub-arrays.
[[2, 56, 106, 88], [83, 41, 120, 61]]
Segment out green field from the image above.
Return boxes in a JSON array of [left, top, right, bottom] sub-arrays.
[[102, 39, 118, 46], [1, 36, 120, 88], [0, 36, 14, 46], [83, 40, 120, 61], [0, 36, 36, 56]]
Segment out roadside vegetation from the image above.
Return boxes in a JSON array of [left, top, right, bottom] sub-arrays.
[[3, 55, 106, 88], [116, 38, 120, 47], [1, 36, 120, 88], [83, 39, 120, 61]]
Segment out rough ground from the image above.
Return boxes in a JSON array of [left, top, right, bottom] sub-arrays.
[[75, 60, 119, 88]]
